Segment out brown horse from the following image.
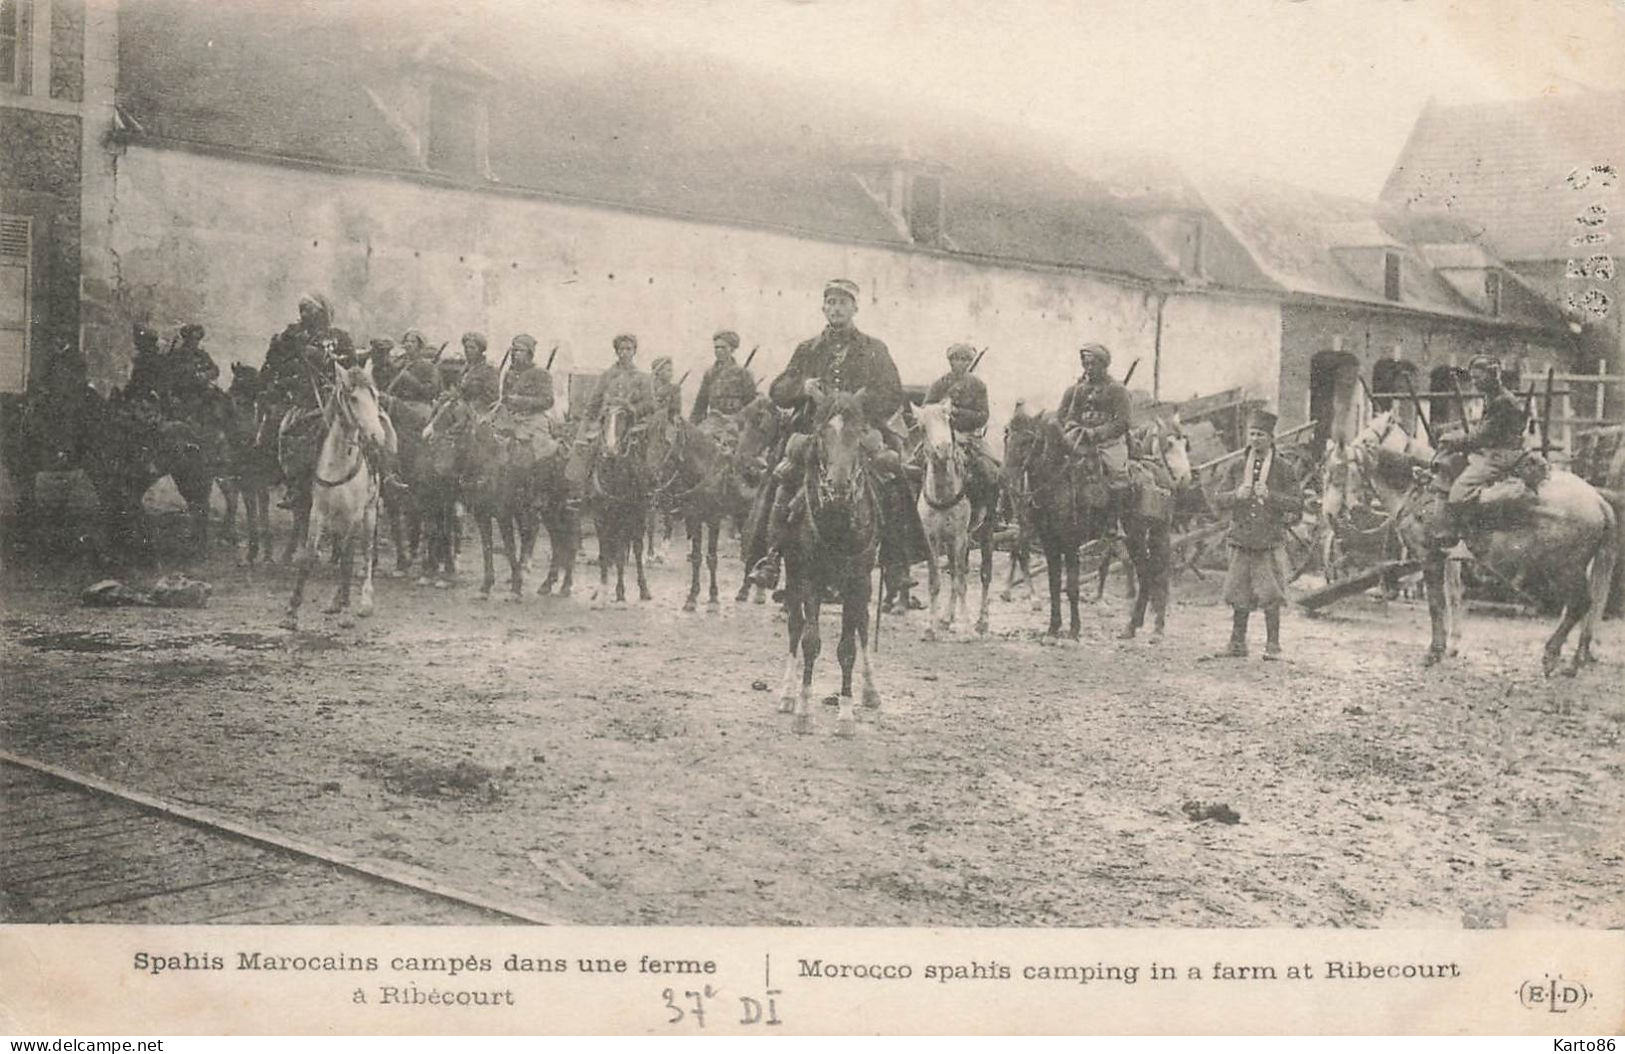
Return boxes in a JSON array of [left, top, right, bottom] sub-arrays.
[[1002, 411, 1109, 638], [589, 404, 652, 604], [645, 413, 757, 612], [1115, 411, 1194, 640], [424, 396, 535, 600], [1351, 421, 1618, 675], [222, 364, 276, 564], [734, 394, 787, 604], [777, 393, 882, 736]]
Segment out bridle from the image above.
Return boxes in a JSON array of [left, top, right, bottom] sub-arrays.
[[920, 406, 967, 512], [314, 380, 373, 489]]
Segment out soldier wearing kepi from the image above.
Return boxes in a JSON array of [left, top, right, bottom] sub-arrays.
[[498, 333, 558, 463], [749, 277, 923, 594], [1212, 408, 1302, 660], [1433, 352, 1532, 544], [924, 342, 998, 498], [691, 329, 756, 440], [1058, 342, 1133, 492]]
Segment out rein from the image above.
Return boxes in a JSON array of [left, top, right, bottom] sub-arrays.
[[922, 441, 967, 511], [314, 387, 369, 489]]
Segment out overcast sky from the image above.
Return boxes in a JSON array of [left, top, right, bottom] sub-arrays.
[[505, 0, 1625, 199]]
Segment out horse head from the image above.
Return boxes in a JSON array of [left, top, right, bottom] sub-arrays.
[[1140, 411, 1192, 490], [812, 395, 868, 506], [735, 394, 780, 478], [331, 361, 389, 451], [600, 404, 637, 460], [1358, 409, 1433, 462], [916, 399, 957, 460]]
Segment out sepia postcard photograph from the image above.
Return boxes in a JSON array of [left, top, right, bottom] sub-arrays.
[[1, 0, 1622, 1036]]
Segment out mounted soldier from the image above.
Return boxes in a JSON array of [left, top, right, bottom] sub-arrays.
[[386, 329, 443, 403], [1058, 342, 1133, 499], [691, 329, 756, 445], [924, 342, 999, 502], [496, 333, 558, 464], [565, 333, 656, 493], [259, 292, 356, 509], [1432, 352, 1535, 544], [168, 323, 232, 431], [650, 356, 683, 423], [124, 324, 167, 407], [748, 277, 925, 597]]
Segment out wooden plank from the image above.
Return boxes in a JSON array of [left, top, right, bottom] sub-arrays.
[[1296, 559, 1421, 612], [0, 751, 568, 926]]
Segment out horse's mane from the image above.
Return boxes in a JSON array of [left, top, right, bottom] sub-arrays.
[[1362, 442, 1428, 492]]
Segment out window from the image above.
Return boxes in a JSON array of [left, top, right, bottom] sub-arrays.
[[907, 174, 944, 246], [0, 214, 31, 393], [1485, 270, 1502, 317], [426, 82, 481, 177], [0, 0, 28, 91], [1383, 251, 1402, 301]]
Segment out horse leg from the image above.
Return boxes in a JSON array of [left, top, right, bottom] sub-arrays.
[[834, 596, 859, 738], [1044, 537, 1064, 637], [221, 480, 240, 550], [1065, 547, 1081, 640], [1148, 522, 1171, 639], [975, 515, 993, 636], [924, 526, 943, 640], [388, 496, 408, 576], [477, 512, 497, 598], [857, 584, 881, 711], [1119, 525, 1147, 639], [706, 520, 721, 605], [1420, 550, 1451, 667], [953, 520, 971, 628], [1571, 539, 1616, 673], [1543, 587, 1587, 678], [358, 495, 377, 618], [282, 517, 320, 630], [684, 519, 702, 612], [501, 514, 523, 598], [780, 578, 803, 714], [795, 592, 822, 735], [634, 524, 652, 601], [1445, 557, 1464, 657]]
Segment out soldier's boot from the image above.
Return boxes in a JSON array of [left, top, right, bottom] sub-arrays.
[[1220, 607, 1249, 658], [1263, 606, 1283, 661], [748, 496, 793, 589]]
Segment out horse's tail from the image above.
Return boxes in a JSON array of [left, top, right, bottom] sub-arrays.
[[1593, 489, 1623, 622]]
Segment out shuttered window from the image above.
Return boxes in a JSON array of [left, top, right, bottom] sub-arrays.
[[0, 214, 31, 393]]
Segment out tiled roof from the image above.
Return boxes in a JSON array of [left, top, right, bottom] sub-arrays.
[[115, 0, 1174, 281], [1381, 92, 1625, 261]]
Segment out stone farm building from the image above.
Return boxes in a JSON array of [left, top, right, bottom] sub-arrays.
[[1, 0, 1578, 445]]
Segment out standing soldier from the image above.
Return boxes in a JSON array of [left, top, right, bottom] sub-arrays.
[[691, 329, 756, 440], [1434, 353, 1531, 544], [1212, 408, 1302, 660], [924, 342, 998, 498], [1058, 342, 1133, 496], [650, 356, 683, 422], [499, 334, 557, 461], [565, 333, 656, 491], [748, 277, 924, 594]]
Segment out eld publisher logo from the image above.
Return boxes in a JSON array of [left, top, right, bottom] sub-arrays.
[[1518, 974, 1591, 1013]]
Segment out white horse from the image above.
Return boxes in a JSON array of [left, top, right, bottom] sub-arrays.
[[916, 399, 991, 638], [283, 362, 395, 629]]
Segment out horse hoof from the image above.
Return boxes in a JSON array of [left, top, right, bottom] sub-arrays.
[[357, 605, 374, 618], [434, 579, 450, 590], [279, 615, 298, 631], [1117, 626, 1136, 640], [389, 569, 405, 579], [337, 615, 356, 629], [778, 696, 796, 714], [558, 585, 572, 598], [682, 598, 697, 613], [862, 686, 881, 710], [792, 713, 814, 735], [753, 592, 766, 605], [707, 595, 720, 607], [924, 627, 936, 642], [640, 590, 653, 602], [1422, 650, 1443, 668], [1068, 629, 1081, 642], [1562, 663, 1580, 679], [999, 591, 1014, 603], [415, 576, 431, 587], [975, 619, 988, 636], [835, 717, 856, 738]]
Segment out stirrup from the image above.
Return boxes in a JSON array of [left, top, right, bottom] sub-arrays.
[[748, 554, 781, 589]]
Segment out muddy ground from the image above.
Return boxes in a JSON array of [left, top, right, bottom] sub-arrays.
[[2, 491, 1622, 928]]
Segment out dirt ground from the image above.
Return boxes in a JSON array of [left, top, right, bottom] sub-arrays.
[[2, 493, 1622, 928]]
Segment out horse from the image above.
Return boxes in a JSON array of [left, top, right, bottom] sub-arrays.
[[528, 417, 579, 598], [221, 364, 276, 564], [914, 399, 995, 637], [735, 394, 788, 604], [778, 393, 882, 737], [1114, 411, 1194, 640], [282, 362, 393, 628], [646, 413, 757, 612], [589, 403, 652, 604], [1002, 411, 1109, 639], [423, 395, 535, 600], [1350, 415, 1618, 675]]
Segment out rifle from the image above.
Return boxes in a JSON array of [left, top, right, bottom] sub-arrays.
[[969, 346, 989, 374], [1122, 357, 1141, 386], [492, 344, 516, 409], [544, 344, 559, 372], [1539, 366, 1555, 458], [743, 346, 760, 370], [676, 370, 691, 388], [383, 340, 448, 398], [1399, 372, 1436, 447]]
